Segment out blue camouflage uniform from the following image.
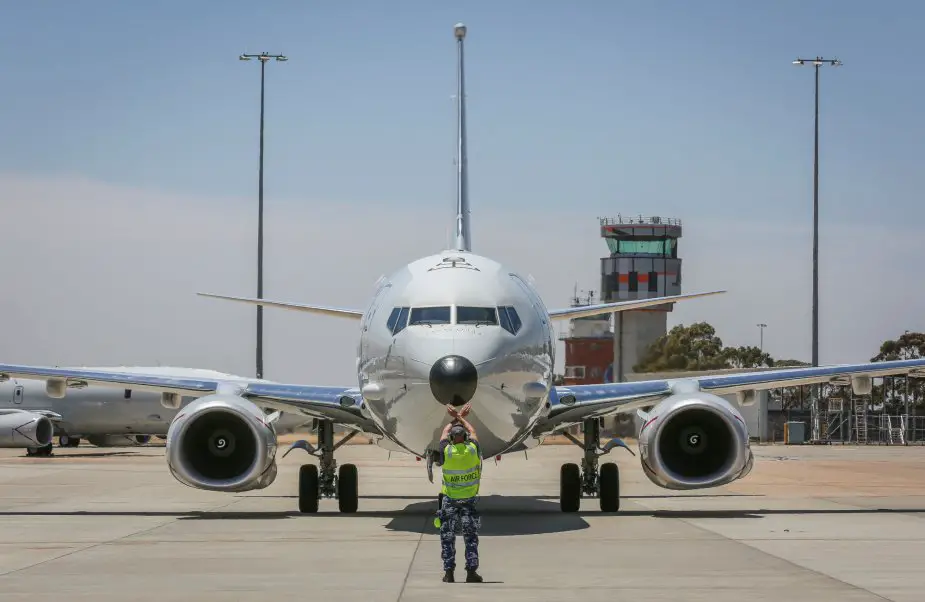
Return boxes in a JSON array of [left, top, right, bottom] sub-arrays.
[[438, 437, 482, 572]]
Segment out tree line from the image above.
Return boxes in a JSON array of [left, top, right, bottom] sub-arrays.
[[632, 323, 924, 411], [555, 322, 925, 410], [632, 322, 807, 372]]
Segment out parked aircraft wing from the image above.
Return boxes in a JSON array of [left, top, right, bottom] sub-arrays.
[[546, 290, 725, 321], [0, 363, 379, 433], [535, 358, 925, 435]]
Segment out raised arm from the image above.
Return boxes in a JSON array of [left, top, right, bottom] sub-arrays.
[[456, 403, 478, 442], [443, 403, 478, 441]]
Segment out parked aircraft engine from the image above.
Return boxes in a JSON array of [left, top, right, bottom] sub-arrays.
[[165, 394, 278, 492], [637, 391, 753, 490], [0, 411, 54, 448]]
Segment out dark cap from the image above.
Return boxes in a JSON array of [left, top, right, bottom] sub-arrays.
[[449, 424, 467, 439]]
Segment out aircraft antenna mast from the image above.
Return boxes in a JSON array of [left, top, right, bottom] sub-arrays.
[[453, 23, 471, 252]]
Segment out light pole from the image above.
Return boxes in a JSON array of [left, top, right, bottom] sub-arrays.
[[239, 52, 287, 380], [793, 56, 841, 368], [757, 323, 767, 352]]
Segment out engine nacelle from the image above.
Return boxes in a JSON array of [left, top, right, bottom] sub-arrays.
[[0, 411, 54, 448], [638, 392, 752, 490], [165, 394, 278, 493]]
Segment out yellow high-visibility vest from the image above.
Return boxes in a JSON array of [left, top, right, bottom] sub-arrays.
[[441, 441, 481, 499]]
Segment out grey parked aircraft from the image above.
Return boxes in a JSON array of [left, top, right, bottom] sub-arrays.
[[0, 368, 312, 456]]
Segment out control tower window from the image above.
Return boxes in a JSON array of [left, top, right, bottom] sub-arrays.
[[457, 306, 497, 326], [498, 306, 522, 335], [611, 239, 676, 257], [409, 306, 451, 325]]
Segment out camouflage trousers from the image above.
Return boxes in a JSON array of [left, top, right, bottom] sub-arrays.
[[439, 495, 481, 571]]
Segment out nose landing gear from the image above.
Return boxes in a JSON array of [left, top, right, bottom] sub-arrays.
[[283, 419, 359, 514], [559, 418, 635, 513]]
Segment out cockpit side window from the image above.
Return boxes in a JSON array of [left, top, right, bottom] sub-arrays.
[[393, 307, 410, 334], [498, 306, 522, 334], [409, 306, 451, 325], [457, 306, 497, 326], [386, 307, 401, 333], [507, 307, 522, 333]]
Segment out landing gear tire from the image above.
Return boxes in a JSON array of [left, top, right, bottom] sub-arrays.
[[560, 462, 581, 513], [26, 443, 54, 457], [599, 462, 620, 512], [59, 435, 80, 448], [299, 464, 320, 514], [337, 463, 358, 513]]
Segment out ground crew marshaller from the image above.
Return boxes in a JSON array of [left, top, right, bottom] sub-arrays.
[[437, 403, 484, 583]]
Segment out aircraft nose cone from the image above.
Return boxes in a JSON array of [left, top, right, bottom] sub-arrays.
[[429, 355, 478, 407]]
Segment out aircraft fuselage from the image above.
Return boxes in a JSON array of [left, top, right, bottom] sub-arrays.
[[357, 250, 555, 457]]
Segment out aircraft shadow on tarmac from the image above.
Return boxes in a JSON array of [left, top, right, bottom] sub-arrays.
[[20, 451, 146, 458], [5, 497, 925, 535]]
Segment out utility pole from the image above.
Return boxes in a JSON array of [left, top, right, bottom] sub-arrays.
[[239, 51, 287, 379], [793, 56, 841, 367], [757, 323, 767, 352]]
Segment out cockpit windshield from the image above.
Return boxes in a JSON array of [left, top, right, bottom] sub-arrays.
[[409, 306, 451, 325], [456, 306, 497, 326]]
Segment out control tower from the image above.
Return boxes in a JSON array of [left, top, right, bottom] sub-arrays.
[[599, 215, 683, 382]]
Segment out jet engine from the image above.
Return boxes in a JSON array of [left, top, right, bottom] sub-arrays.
[[0, 411, 54, 448], [637, 392, 753, 490], [165, 394, 278, 492]]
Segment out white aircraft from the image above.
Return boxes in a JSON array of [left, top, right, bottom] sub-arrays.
[[3, 23, 925, 514], [0, 370, 312, 455]]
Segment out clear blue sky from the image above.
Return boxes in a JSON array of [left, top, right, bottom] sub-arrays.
[[2, 1, 924, 379], [3, 0, 923, 224]]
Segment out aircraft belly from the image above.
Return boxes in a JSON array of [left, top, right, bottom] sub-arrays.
[[365, 382, 531, 458]]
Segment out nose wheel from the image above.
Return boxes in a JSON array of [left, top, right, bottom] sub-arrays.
[[287, 420, 360, 514], [559, 418, 632, 513]]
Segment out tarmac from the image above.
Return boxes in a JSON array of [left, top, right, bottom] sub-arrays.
[[0, 441, 924, 601]]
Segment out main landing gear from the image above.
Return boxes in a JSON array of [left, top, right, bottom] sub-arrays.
[[559, 418, 635, 513], [283, 419, 359, 514]]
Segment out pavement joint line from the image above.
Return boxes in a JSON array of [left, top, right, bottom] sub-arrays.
[[395, 514, 428, 601], [631, 496, 894, 601], [0, 496, 246, 579]]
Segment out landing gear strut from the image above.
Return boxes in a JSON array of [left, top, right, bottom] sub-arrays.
[[284, 420, 359, 514], [559, 418, 634, 513]]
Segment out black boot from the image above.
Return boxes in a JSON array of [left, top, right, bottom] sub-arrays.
[[465, 568, 483, 583], [442, 569, 454, 583]]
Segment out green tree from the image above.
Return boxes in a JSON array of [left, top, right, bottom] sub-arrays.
[[723, 345, 774, 369], [633, 322, 730, 372], [871, 331, 925, 362], [870, 331, 925, 411], [772, 358, 811, 367]]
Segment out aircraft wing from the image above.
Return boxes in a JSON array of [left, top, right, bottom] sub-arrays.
[[0, 363, 380, 433], [197, 293, 364, 320], [547, 290, 725, 321], [535, 358, 925, 435]]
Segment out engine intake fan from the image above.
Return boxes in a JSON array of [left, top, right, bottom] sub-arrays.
[[638, 392, 752, 490], [166, 394, 278, 493]]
